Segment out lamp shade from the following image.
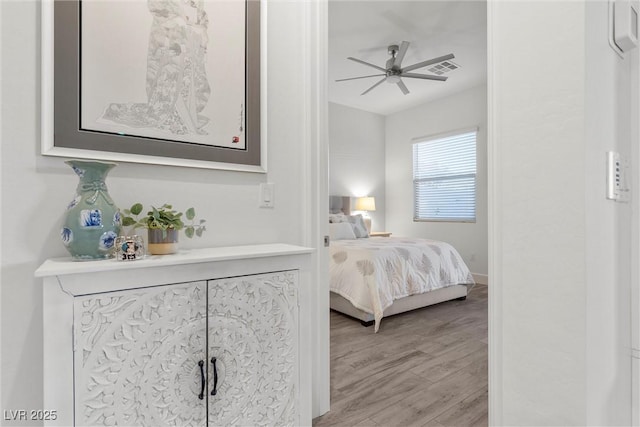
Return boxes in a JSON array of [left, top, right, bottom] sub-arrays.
[[354, 196, 376, 212]]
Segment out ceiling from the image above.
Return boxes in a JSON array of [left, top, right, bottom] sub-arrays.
[[328, 0, 487, 116]]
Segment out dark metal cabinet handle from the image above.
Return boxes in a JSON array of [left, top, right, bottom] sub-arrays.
[[198, 360, 205, 400], [210, 357, 218, 396]]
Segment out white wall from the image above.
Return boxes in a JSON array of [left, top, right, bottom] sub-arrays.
[[385, 85, 488, 276], [1, 1, 315, 424], [585, 1, 634, 423], [490, 1, 634, 424], [492, 3, 586, 422], [328, 102, 385, 231]]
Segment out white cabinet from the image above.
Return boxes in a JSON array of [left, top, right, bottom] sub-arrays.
[[36, 244, 312, 427], [207, 273, 298, 426], [73, 281, 208, 426]]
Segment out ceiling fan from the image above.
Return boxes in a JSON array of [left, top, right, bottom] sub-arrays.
[[336, 41, 455, 95]]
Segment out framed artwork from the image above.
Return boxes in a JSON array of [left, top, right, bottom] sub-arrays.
[[41, 0, 266, 172]]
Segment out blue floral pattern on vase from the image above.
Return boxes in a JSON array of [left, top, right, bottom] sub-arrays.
[[79, 209, 102, 227], [60, 228, 73, 246], [99, 231, 117, 251], [71, 165, 85, 177], [113, 211, 121, 226], [67, 195, 81, 210]]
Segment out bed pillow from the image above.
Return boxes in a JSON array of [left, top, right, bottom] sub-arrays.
[[329, 222, 357, 240], [329, 213, 348, 223], [348, 214, 369, 238]]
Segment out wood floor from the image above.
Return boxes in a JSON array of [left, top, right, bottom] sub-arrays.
[[313, 284, 488, 427]]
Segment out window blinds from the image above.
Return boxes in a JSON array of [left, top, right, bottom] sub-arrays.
[[413, 130, 477, 222]]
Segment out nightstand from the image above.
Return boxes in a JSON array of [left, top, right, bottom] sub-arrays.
[[370, 231, 392, 237]]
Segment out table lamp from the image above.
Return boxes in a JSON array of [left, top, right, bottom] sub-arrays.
[[354, 196, 376, 233]]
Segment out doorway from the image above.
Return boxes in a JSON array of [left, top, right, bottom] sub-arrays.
[[314, 1, 489, 425]]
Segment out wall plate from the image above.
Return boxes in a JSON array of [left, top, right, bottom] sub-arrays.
[[610, 0, 639, 56], [615, 0, 639, 51], [606, 151, 622, 201]]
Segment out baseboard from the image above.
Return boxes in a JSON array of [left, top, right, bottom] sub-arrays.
[[472, 273, 488, 285]]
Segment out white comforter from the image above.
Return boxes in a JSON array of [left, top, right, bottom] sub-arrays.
[[330, 237, 475, 331]]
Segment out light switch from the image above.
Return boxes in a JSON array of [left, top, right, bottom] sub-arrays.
[[606, 151, 622, 201], [606, 151, 630, 202], [259, 183, 274, 208]]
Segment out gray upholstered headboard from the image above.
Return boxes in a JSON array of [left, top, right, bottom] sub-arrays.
[[329, 196, 351, 215]]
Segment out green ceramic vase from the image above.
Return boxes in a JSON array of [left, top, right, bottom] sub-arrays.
[[60, 160, 121, 260]]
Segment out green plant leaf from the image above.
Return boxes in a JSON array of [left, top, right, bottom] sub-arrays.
[[130, 203, 143, 215], [122, 217, 137, 227], [121, 202, 207, 235], [185, 208, 195, 220]]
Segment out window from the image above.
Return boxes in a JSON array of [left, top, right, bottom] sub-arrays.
[[412, 129, 477, 222]]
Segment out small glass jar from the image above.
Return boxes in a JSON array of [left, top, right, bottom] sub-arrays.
[[114, 235, 145, 261]]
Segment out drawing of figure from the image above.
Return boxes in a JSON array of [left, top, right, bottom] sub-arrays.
[[101, 0, 211, 135]]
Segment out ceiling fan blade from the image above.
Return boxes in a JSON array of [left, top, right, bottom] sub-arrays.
[[361, 77, 387, 95], [393, 41, 410, 68], [401, 53, 455, 73], [348, 57, 387, 72], [335, 74, 386, 82], [396, 79, 410, 95], [402, 72, 448, 81]]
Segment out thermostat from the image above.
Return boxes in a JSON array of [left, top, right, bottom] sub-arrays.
[[614, 0, 639, 52]]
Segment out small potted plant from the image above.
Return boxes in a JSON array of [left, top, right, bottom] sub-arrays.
[[122, 203, 206, 255]]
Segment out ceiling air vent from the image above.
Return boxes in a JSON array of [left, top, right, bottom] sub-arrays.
[[426, 61, 459, 76]]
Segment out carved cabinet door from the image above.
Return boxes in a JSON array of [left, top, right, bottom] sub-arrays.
[[207, 271, 299, 426], [73, 281, 208, 426]]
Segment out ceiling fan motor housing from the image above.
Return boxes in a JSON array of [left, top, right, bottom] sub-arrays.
[[386, 74, 401, 84]]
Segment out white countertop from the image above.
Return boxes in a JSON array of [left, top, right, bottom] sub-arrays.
[[35, 243, 314, 277]]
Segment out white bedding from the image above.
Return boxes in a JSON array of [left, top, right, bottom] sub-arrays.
[[330, 237, 475, 331]]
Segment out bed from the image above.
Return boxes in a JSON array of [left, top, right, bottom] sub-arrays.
[[328, 197, 475, 332]]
